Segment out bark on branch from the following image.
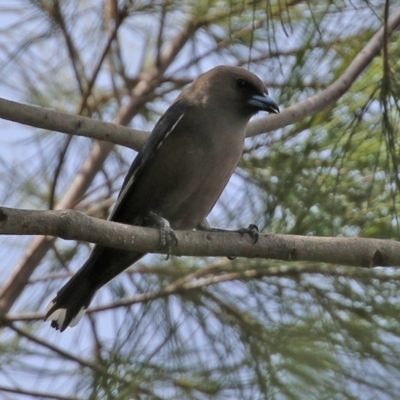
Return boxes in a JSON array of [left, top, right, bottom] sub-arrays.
[[0, 207, 398, 268], [0, 97, 148, 150]]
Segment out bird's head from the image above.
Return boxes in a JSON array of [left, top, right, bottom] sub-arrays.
[[182, 65, 279, 119]]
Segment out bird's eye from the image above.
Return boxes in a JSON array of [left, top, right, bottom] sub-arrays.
[[236, 79, 248, 88]]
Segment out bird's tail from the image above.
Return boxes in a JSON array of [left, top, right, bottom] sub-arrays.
[[45, 247, 144, 331]]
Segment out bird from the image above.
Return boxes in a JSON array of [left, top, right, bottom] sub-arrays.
[[45, 65, 279, 331]]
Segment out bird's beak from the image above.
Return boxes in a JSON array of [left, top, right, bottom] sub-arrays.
[[247, 94, 280, 114]]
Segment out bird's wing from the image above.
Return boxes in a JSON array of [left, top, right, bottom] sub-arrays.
[[108, 99, 189, 221]]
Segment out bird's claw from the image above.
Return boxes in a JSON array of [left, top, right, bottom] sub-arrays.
[[227, 225, 259, 259], [238, 224, 259, 244], [148, 212, 178, 260], [160, 224, 178, 260]]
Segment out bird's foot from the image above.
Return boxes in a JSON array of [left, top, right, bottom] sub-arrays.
[[147, 212, 178, 259], [236, 224, 259, 244]]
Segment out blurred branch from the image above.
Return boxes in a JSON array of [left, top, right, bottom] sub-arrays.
[[246, 7, 400, 136], [0, 385, 80, 400], [0, 207, 399, 267], [6, 322, 136, 387], [45, 0, 87, 94], [7, 261, 400, 324], [78, 3, 128, 114]]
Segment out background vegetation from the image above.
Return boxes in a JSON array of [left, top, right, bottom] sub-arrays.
[[0, 0, 400, 399]]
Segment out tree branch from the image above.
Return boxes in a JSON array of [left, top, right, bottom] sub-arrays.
[[0, 384, 80, 400], [0, 207, 398, 268], [0, 97, 148, 150], [246, 8, 400, 137], [7, 263, 400, 324], [6, 322, 134, 386]]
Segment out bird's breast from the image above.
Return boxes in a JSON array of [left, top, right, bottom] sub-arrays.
[[157, 124, 246, 229]]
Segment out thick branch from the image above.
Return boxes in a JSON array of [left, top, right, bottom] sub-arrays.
[[0, 97, 148, 150], [0, 207, 398, 268]]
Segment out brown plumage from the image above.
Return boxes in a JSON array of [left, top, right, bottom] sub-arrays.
[[45, 66, 279, 331]]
